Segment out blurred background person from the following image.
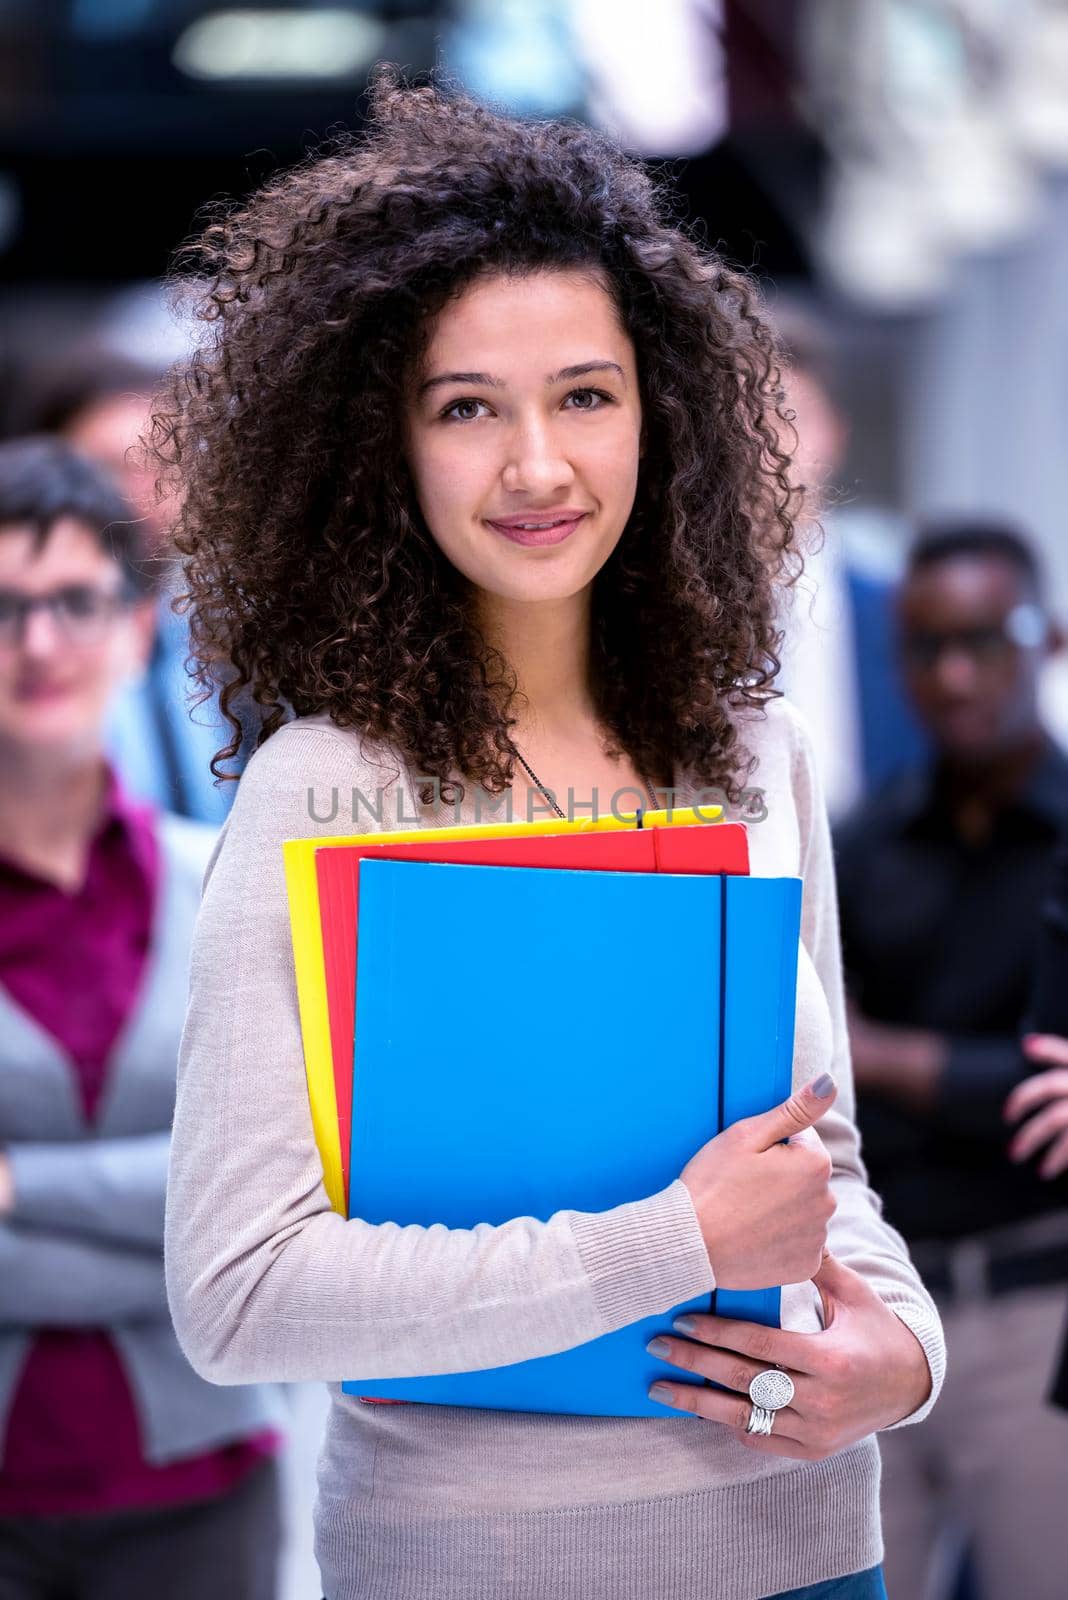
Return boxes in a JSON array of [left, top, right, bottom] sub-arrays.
[[0, 436, 285, 1599], [834, 522, 1068, 1600], [19, 345, 236, 824], [1007, 826, 1068, 1191], [1005, 813, 1068, 1415], [773, 303, 926, 820], [23, 348, 169, 549]]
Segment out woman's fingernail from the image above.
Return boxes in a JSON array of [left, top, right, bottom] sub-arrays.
[[811, 1073, 835, 1098], [646, 1337, 671, 1358], [672, 1315, 697, 1335], [649, 1383, 674, 1403]]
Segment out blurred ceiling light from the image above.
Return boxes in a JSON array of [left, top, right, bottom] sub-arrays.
[[569, 0, 726, 156], [444, 0, 584, 116], [173, 8, 386, 82]]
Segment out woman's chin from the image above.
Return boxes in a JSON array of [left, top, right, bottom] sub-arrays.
[[481, 573, 596, 608], [0, 708, 100, 753], [469, 548, 615, 608]]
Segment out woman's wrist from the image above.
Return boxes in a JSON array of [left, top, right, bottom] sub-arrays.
[[882, 1312, 933, 1424], [879, 1302, 945, 1431], [569, 1180, 713, 1329]]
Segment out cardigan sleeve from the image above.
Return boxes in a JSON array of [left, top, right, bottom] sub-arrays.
[[0, 1219, 167, 1326], [785, 702, 947, 1429], [165, 724, 713, 1385], [8, 1132, 170, 1251]]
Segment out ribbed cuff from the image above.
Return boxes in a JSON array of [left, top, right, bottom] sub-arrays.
[[880, 1302, 948, 1430], [567, 1178, 714, 1331]]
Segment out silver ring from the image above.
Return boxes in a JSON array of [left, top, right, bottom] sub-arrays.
[[745, 1403, 775, 1436], [748, 1368, 795, 1412]]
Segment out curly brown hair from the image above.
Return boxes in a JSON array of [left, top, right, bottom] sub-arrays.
[[148, 66, 802, 804]]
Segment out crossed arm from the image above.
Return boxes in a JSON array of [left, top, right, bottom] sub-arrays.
[[0, 1132, 171, 1327]]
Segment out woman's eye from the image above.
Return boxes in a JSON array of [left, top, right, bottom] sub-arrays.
[[563, 387, 612, 411], [439, 388, 612, 422], [56, 587, 102, 618], [441, 398, 490, 422]]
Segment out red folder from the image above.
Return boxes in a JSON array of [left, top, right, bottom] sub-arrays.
[[315, 823, 750, 1202]]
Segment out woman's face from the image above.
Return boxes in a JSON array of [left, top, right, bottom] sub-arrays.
[[404, 269, 643, 609], [0, 516, 155, 758], [63, 393, 175, 557]]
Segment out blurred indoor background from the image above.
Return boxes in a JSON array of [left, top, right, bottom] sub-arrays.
[[3, 3, 1067, 1596], [5, 1, 1068, 736]]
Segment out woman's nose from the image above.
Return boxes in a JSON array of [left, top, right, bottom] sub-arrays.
[[500, 420, 575, 497], [19, 601, 65, 658]]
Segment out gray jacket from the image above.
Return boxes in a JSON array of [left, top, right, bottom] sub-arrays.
[[0, 811, 286, 1466]]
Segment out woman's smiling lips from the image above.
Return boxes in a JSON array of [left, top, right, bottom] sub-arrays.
[[484, 509, 589, 547], [15, 679, 77, 704]]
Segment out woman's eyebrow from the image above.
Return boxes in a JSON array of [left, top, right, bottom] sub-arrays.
[[550, 360, 626, 384], [418, 359, 625, 397], [419, 370, 505, 396]]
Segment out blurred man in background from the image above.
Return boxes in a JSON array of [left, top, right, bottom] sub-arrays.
[[773, 303, 925, 818], [834, 523, 1068, 1600], [22, 346, 235, 823], [0, 436, 284, 1598]]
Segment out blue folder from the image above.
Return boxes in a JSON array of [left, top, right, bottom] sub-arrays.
[[343, 860, 802, 1415]]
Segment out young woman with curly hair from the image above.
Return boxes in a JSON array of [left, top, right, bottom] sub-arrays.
[[161, 69, 944, 1600]]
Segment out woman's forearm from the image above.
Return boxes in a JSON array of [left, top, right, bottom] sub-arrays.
[[166, 1161, 711, 1385]]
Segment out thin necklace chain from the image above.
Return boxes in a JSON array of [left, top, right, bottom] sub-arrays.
[[511, 747, 658, 821]]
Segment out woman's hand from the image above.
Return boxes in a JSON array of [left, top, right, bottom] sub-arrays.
[[679, 1075, 838, 1289], [646, 1252, 932, 1460], [1005, 1034, 1068, 1178]]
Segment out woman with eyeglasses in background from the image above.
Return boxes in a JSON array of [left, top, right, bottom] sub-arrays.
[[0, 436, 285, 1600]]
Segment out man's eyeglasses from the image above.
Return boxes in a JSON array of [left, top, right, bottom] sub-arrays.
[[901, 603, 1047, 672], [0, 585, 137, 650]]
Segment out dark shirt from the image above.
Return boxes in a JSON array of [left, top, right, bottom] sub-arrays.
[[834, 740, 1068, 1245], [1030, 810, 1068, 1037], [1028, 812, 1068, 1409], [0, 770, 276, 1517]]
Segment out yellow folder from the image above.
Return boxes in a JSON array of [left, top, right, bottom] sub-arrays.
[[284, 804, 722, 1214]]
